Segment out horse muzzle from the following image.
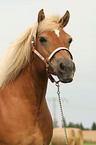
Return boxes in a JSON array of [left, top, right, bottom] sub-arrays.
[[49, 51, 76, 83]]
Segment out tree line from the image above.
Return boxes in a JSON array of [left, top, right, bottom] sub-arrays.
[[53, 119, 96, 130]]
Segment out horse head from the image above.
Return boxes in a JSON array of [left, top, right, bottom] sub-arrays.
[[32, 9, 76, 83]]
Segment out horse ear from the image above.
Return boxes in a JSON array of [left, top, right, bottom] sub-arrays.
[[59, 10, 70, 28], [38, 9, 45, 23]]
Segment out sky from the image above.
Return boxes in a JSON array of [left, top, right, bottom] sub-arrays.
[[0, 0, 96, 129]]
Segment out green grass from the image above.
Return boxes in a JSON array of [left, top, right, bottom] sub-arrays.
[[50, 142, 96, 145], [83, 140, 96, 145], [83, 143, 96, 145], [50, 143, 96, 145]]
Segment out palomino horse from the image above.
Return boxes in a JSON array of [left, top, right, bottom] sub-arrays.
[[0, 9, 75, 145]]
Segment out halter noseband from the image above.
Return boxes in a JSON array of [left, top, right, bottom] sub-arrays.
[[31, 39, 73, 83]]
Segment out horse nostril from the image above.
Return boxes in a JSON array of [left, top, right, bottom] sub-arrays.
[[60, 63, 65, 70], [68, 38, 72, 44]]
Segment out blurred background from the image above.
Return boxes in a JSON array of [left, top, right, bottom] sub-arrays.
[[0, 0, 96, 130]]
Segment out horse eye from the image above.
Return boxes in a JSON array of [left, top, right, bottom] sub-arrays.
[[39, 37, 47, 43]]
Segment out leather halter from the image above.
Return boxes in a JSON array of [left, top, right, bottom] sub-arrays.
[[31, 39, 73, 83]]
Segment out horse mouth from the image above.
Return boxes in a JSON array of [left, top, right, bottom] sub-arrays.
[[48, 70, 74, 83], [57, 70, 74, 83], [48, 66, 75, 83], [59, 77, 73, 83]]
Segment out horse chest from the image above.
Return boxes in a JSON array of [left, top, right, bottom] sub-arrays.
[[0, 126, 43, 145], [0, 98, 53, 145]]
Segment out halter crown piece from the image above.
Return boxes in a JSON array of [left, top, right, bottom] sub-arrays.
[[31, 38, 73, 83]]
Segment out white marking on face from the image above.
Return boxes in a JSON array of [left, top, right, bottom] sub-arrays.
[[55, 30, 60, 37]]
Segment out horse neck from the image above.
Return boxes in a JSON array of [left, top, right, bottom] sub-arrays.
[[13, 58, 48, 107], [29, 61, 48, 104]]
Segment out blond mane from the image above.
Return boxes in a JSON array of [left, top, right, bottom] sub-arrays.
[[0, 15, 60, 88]]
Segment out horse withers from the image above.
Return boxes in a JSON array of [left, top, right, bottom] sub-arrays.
[[0, 9, 75, 145]]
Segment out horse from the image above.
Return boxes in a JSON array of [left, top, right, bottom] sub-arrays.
[[0, 9, 75, 145]]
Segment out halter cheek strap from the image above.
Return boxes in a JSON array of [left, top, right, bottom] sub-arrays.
[[32, 47, 47, 62], [31, 40, 73, 83]]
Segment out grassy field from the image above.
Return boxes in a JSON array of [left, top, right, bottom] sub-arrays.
[[83, 144, 96, 145], [50, 142, 96, 145], [83, 141, 96, 145], [50, 143, 96, 145]]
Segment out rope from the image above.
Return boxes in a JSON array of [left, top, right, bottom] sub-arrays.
[[55, 81, 69, 145]]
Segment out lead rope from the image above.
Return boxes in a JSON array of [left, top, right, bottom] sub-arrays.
[[55, 81, 69, 145]]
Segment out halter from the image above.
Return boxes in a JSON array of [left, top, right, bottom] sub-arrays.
[[31, 34, 73, 82], [31, 39, 73, 83]]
